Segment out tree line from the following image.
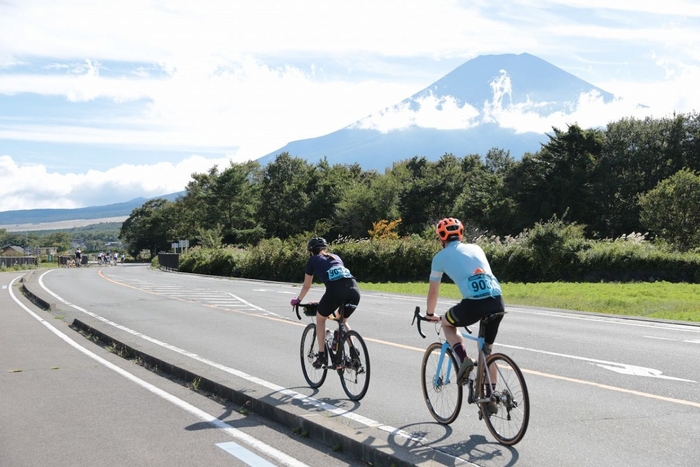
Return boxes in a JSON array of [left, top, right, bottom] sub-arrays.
[[119, 112, 700, 258], [0, 224, 122, 255]]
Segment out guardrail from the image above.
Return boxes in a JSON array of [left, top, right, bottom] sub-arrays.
[[0, 256, 38, 267], [158, 252, 179, 271]]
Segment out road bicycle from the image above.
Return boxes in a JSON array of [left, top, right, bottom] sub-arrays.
[[294, 302, 371, 401], [412, 306, 529, 445]]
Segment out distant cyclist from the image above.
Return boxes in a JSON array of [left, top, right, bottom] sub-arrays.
[[74, 247, 82, 267], [424, 217, 504, 386], [290, 237, 361, 368]]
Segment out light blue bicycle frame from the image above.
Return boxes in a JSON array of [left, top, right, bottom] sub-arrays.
[[433, 330, 485, 387]]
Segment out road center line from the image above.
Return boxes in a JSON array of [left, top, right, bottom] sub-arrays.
[[42, 269, 700, 417]]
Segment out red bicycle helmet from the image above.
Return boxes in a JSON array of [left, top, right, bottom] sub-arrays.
[[436, 217, 464, 242]]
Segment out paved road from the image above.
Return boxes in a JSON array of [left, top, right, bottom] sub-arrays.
[[13, 265, 700, 466], [1, 271, 367, 467]]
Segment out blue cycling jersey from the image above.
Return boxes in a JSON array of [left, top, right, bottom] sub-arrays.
[[429, 241, 502, 299]]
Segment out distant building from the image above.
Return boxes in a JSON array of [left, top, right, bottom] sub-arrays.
[[1, 245, 26, 256], [25, 246, 58, 256]]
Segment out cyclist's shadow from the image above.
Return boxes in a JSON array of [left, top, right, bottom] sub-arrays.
[[387, 421, 522, 467], [276, 385, 363, 415]]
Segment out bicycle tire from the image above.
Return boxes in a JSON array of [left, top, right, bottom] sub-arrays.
[[337, 330, 370, 401], [300, 323, 327, 388], [421, 342, 463, 424], [480, 352, 530, 445]]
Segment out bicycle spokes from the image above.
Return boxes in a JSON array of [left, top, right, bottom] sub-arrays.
[[480, 353, 530, 445], [337, 330, 371, 401]]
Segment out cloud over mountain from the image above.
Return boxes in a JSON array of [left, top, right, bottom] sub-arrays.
[[259, 53, 646, 170]]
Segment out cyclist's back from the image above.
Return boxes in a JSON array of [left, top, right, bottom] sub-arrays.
[[425, 217, 504, 383]]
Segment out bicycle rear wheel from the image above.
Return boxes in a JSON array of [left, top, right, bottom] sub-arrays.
[[300, 323, 327, 388], [337, 330, 370, 401], [480, 352, 529, 445], [421, 342, 463, 424]]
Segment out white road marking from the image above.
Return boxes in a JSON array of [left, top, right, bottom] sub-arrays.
[[645, 335, 700, 344], [217, 441, 276, 466], [227, 293, 285, 317], [37, 270, 432, 447], [8, 275, 310, 467], [36, 269, 700, 458], [508, 306, 700, 333], [498, 343, 696, 383]]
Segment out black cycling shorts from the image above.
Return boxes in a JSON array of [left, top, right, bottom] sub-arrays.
[[444, 295, 505, 344], [317, 277, 361, 318]]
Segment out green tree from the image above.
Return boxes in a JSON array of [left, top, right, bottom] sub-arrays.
[[393, 154, 467, 235], [258, 153, 314, 239], [43, 232, 72, 253], [505, 124, 602, 231], [212, 161, 262, 244], [119, 198, 174, 258], [593, 114, 700, 238], [639, 169, 700, 250], [335, 171, 400, 238]]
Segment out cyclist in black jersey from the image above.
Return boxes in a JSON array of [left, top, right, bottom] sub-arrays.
[[291, 237, 361, 368]]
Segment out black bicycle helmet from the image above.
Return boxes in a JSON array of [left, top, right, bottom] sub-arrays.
[[307, 237, 328, 252]]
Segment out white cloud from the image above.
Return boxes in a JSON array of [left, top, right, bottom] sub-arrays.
[[0, 1, 699, 210], [0, 155, 232, 211], [353, 94, 481, 132], [353, 70, 655, 135]]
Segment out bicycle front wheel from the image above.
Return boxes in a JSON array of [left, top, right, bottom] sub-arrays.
[[300, 323, 327, 388], [480, 352, 530, 445], [421, 342, 463, 424], [338, 330, 370, 401]]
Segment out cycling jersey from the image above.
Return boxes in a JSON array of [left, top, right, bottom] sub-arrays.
[[305, 253, 354, 287], [429, 241, 502, 300]]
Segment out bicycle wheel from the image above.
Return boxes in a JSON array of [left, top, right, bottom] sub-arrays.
[[337, 330, 370, 401], [300, 323, 327, 388], [421, 342, 463, 424], [480, 352, 530, 445]]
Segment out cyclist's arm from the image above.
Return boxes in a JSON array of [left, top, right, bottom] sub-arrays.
[[426, 280, 441, 320], [296, 273, 313, 302]]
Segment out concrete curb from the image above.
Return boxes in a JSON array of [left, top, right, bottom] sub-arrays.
[[20, 269, 454, 467]]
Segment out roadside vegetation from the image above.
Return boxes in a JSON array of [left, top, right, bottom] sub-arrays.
[[4, 114, 700, 322], [359, 281, 700, 323]]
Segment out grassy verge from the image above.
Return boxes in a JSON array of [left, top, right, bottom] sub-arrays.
[[359, 281, 700, 323]]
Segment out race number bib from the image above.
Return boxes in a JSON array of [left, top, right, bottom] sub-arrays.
[[467, 273, 502, 299], [327, 265, 353, 281]]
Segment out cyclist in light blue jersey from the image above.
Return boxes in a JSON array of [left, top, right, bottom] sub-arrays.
[[425, 217, 504, 385], [291, 237, 361, 368]]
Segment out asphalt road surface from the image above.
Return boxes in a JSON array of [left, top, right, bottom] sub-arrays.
[[6, 265, 700, 466], [1, 270, 367, 467]]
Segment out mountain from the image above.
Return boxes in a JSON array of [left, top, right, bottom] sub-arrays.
[[0, 192, 184, 229], [257, 53, 617, 170]]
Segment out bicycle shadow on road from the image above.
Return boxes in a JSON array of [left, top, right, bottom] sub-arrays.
[[272, 385, 363, 414], [387, 421, 522, 466]]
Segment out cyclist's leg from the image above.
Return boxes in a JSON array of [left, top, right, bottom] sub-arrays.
[[316, 288, 342, 367], [443, 300, 480, 363], [480, 297, 505, 399], [338, 278, 360, 333]]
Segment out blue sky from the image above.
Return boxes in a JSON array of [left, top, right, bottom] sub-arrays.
[[1, 0, 699, 211]]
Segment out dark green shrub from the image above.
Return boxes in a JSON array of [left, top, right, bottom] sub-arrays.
[[174, 227, 700, 284]]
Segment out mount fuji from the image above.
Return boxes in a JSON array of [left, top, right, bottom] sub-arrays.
[[257, 53, 619, 170]]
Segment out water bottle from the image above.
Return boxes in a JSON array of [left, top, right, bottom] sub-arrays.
[[325, 330, 333, 349], [332, 330, 339, 351]]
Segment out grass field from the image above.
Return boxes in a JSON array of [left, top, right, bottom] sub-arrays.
[[359, 281, 700, 323]]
